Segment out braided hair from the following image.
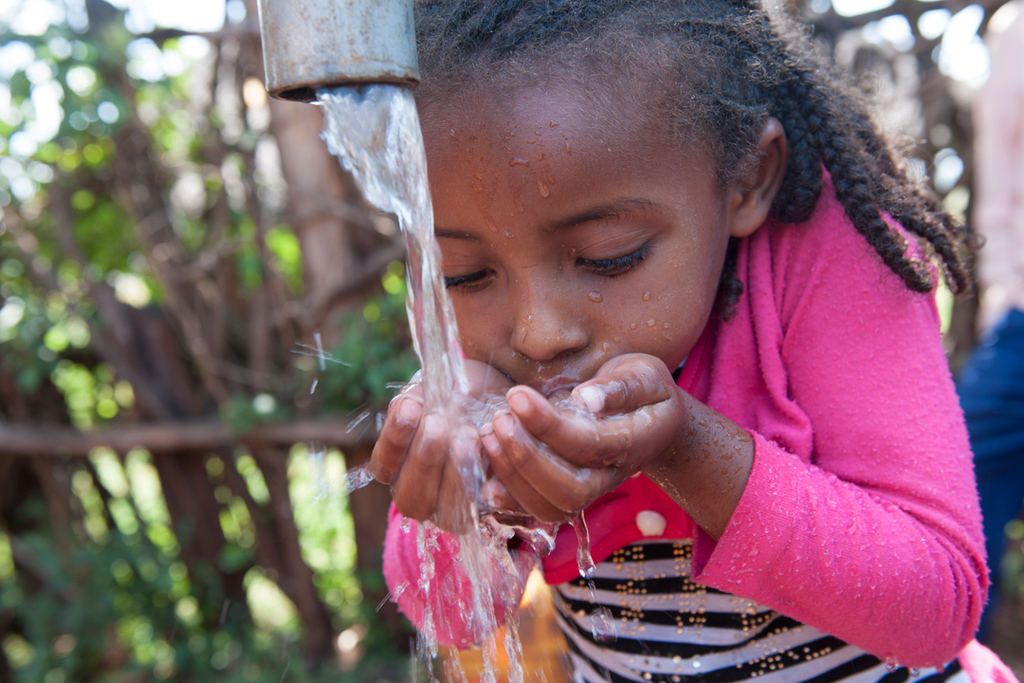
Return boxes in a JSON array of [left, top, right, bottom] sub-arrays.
[[413, 0, 973, 303]]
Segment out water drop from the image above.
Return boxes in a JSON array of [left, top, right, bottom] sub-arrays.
[[592, 607, 617, 644], [630, 322, 638, 330], [909, 668, 921, 678], [537, 179, 550, 197], [509, 157, 530, 167], [647, 319, 656, 327], [662, 322, 670, 329], [692, 660, 702, 670], [588, 291, 603, 303], [884, 657, 899, 673], [642, 291, 652, 301]]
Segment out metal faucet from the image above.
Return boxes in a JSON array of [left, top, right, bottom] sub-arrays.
[[256, 0, 419, 102]]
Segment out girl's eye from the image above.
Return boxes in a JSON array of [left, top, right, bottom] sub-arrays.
[[444, 269, 491, 291], [577, 243, 652, 278]]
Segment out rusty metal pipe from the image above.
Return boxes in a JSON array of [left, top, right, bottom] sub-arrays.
[[256, 0, 419, 102]]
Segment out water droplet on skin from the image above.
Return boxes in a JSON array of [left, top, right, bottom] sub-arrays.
[[647, 319, 656, 327], [564, 138, 572, 154], [537, 179, 550, 197], [588, 291, 603, 303], [662, 322, 670, 329], [630, 323, 638, 330], [642, 291, 652, 301], [510, 157, 530, 167], [516, 201, 525, 214]]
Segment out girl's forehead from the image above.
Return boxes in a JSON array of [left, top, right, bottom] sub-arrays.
[[419, 77, 722, 226], [421, 77, 669, 152]]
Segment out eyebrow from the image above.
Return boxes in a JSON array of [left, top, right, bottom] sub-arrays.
[[433, 197, 659, 241], [434, 227, 483, 241], [548, 198, 659, 232]]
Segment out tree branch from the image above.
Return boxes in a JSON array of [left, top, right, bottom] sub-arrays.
[[0, 417, 378, 458]]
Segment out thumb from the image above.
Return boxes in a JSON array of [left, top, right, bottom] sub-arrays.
[[571, 354, 674, 417]]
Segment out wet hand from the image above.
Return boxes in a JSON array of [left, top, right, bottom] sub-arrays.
[[369, 362, 516, 533], [481, 353, 686, 524]]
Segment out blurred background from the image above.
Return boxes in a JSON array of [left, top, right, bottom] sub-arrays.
[[0, 0, 1021, 681]]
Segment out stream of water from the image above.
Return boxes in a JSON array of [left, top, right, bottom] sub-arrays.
[[317, 83, 609, 681]]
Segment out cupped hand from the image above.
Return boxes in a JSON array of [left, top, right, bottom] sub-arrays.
[[481, 353, 687, 524], [370, 361, 516, 533]]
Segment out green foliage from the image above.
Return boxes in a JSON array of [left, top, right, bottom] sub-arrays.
[[1, 3, 422, 680], [1, 448, 412, 683], [265, 225, 303, 294], [318, 261, 420, 413], [220, 393, 292, 437]]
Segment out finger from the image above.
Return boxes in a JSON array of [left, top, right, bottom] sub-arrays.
[[480, 475, 523, 517], [434, 425, 482, 534], [506, 386, 632, 468], [369, 395, 423, 484], [573, 355, 674, 417], [390, 412, 449, 521], [486, 411, 609, 523]]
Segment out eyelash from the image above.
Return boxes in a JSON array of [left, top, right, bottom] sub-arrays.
[[577, 242, 652, 277], [444, 242, 652, 291], [444, 270, 490, 290]]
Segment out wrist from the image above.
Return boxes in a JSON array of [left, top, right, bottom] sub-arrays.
[[640, 390, 754, 540]]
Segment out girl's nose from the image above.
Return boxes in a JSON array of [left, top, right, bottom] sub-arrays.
[[508, 282, 589, 363]]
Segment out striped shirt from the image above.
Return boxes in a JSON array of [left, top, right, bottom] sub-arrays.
[[551, 540, 969, 683]]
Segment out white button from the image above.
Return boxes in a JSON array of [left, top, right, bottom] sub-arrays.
[[636, 510, 667, 537]]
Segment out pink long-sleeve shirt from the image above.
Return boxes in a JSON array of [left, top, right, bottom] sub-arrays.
[[383, 178, 988, 668]]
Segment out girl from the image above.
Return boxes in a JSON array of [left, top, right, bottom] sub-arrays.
[[370, 1, 1005, 681]]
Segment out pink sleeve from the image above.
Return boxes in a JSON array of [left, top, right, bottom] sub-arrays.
[[382, 504, 534, 648], [691, 198, 987, 667]]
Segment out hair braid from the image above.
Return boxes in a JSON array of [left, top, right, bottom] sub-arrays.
[[413, 0, 975, 303]]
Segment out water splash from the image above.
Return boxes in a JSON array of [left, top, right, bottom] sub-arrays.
[[570, 514, 617, 644], [318, 83, 542, 681]]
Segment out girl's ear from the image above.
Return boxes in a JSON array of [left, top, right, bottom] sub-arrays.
[[727, 118, 788, 239]]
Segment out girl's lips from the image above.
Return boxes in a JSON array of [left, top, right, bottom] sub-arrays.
[[504, 359, 607, 396]]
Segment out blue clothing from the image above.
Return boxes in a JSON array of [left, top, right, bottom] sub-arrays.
[[956, 308, 1024, 640]]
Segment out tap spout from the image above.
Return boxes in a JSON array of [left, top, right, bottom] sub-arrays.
[[256, 0, 419, 102]]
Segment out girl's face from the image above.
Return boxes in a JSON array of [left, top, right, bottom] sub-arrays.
[[421, 82, 750, 395]]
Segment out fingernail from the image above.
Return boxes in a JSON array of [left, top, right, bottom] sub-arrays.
[[577, 386, 604, 414], [507, 390, 530, 415], [481, 430, 500, 456], [423, 414, 445, 436], [494, 412, 515, 438], [398, 398, 421, 424]]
